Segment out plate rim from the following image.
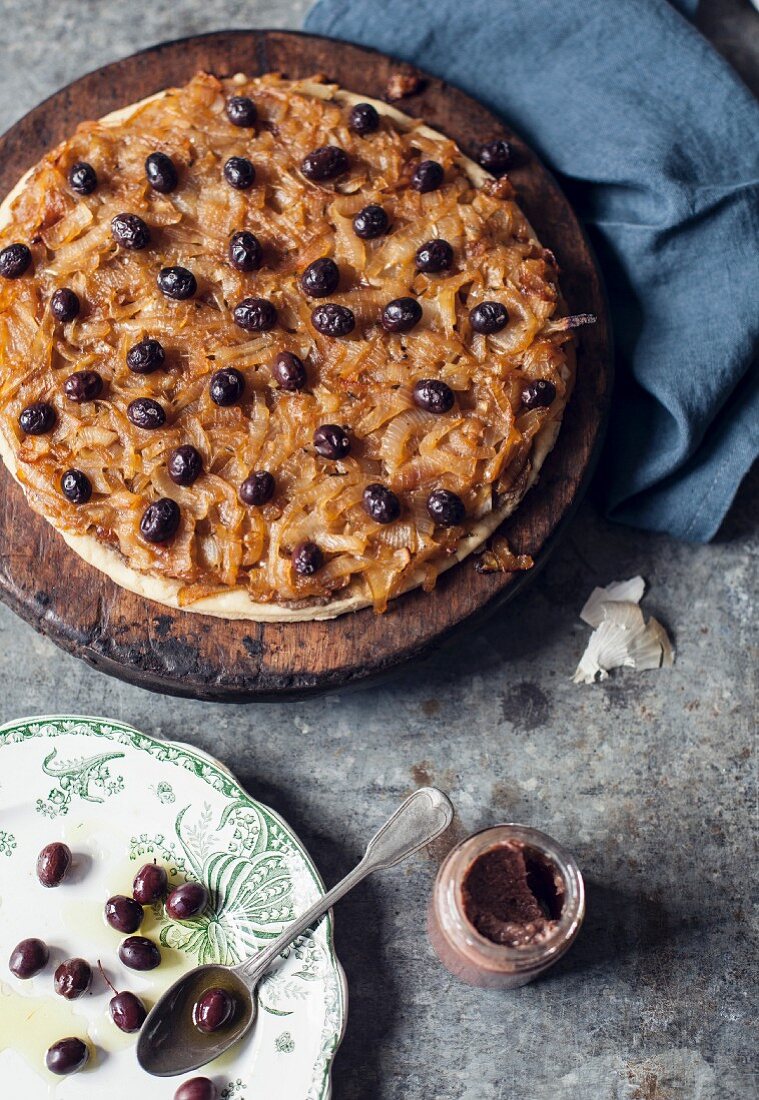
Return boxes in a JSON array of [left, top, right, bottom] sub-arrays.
[[0, 711, 349, 1099]]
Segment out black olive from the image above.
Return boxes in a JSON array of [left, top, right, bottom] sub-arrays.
[[157, 266, 197, 300], [223, 157, 256, 190], [313, 423, 351, 460], [132, 861, 168, 904], [19, 402, 56, 435], [363, 483, 401, 524], [292, 541, 323, 576], [411, 159, 444, 193], [118, 936, 161, 971], [0, 243, 32, 279], [427, 488, 465, 526], [469, 301, 509, 334], [415, 238, 453, 274], [193, 987, 235, 1033], [381, 297, 422, 333], [300, 257, 340, 299], [127, 398, 166, 430], [50, 288, 80, 322], [36, 842, 71, 886], [111, 213, 151, 250], [64, 370, 103, 402], [145, 151, 178, 193], [413, 378, 455, 413], [522, 379, 557, 409], [229, 230, 262, 272], [311, 303, 355, 337], [46, 1037, 89, 1076], [226, 95, 257, 127], [9, 937, 49, 979], [127, 338, 165, 374], [105, 895, 143, 934], [174, 1079, 217, 1100], [140, 498, 180, 544], [166, 882, 208, 921], [478, 139, 511, 176], [272, 351, 307, 392], [349, 102, 379, 135], [61, 469, 92, 504], [168, 445, 203, 487], [301, 146, 349, 182], [352, 204, 388, 240], [69, 161, 98, 195], [110, 990, 147, 1033], [239, 470, 275, 506], [54, 958, 92, 1000], [233, 297, 277, 332], [209, 367, 245, 406]]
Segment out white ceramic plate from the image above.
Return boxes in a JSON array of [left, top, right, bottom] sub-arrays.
[[0, 715, 347, 1098]]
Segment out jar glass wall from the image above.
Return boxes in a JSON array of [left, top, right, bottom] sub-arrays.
[[428, 824, 585, 989]]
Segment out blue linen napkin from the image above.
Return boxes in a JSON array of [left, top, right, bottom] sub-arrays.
[[304, 0, 759, 541]]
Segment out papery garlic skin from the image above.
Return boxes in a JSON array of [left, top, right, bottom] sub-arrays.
[[580, 576, 646, 628], [573, 578, 674, 684]]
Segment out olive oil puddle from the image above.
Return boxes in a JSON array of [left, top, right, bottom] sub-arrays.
[[2, 844, 244, 1085], [0, 980, 95, 1084]]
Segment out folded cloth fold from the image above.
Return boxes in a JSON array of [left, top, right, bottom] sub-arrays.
[[305, 0, 759, 540]]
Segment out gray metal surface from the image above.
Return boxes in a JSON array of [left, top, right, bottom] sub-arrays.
[[0, 2, 756, 1097]]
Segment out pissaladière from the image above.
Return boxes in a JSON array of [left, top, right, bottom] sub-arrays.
[[0, 72, 585, 621]]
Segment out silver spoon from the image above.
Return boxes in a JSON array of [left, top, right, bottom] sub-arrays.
[[137, 786, 454, 1076]]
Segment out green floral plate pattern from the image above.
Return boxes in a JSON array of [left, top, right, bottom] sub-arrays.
[[0, 715, 347, 1099]]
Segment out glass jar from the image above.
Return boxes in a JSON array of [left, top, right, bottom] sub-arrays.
[[427, 824, 585, 988]]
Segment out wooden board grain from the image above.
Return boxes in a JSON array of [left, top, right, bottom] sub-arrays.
[[0, 30, 612, 701]]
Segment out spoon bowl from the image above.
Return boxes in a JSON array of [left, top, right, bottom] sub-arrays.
[[136, 964, 256, 1076]]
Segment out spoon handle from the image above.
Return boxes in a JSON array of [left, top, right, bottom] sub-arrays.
[[235, 787, 453, 987]]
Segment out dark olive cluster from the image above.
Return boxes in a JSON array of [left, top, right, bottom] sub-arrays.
[[6, 848, 211, 1075]]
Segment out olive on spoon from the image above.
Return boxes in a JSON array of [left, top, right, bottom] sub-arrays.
[[137, 786, 453, 1076]]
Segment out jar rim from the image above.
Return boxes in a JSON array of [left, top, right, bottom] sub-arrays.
[[437, 823, 585, 971]]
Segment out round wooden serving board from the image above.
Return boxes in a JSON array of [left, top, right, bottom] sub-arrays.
[[0, 30, 612, 701]]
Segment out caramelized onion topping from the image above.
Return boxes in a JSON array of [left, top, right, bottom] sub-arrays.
[[0, 72, 572, 611]]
